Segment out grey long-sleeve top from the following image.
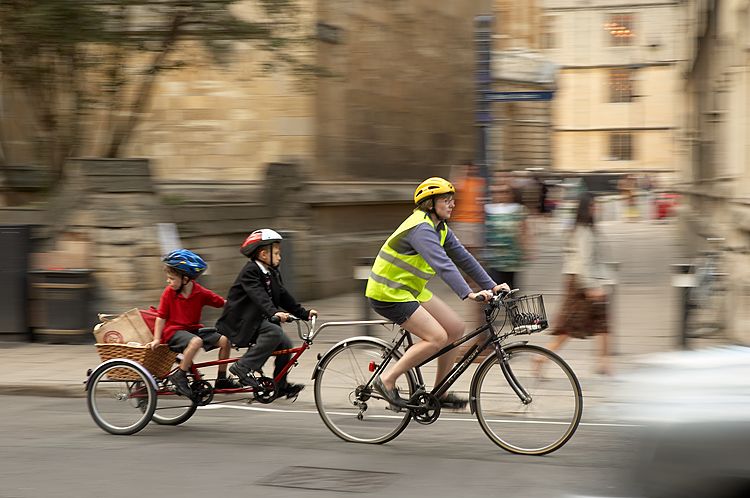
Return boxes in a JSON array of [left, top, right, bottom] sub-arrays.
[[391, 220, 496, 299]]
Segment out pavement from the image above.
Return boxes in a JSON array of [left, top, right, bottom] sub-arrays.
[[0, 217, 708, 421]]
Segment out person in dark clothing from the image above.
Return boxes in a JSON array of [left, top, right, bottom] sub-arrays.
[[216, 229, 317, 399]]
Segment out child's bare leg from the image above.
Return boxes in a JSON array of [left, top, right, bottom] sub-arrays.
[[217, 335, 231, 375], [180, 337, 203, 371]]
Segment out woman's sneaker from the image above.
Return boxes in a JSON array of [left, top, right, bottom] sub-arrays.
[[277, 383, 305, 400], [439, 392, 468, 410]]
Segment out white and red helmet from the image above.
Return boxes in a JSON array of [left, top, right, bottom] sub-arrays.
[[240, 229, 283, 258]]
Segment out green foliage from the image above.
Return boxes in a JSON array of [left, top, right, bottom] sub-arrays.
[[0, 0, 315, 181]]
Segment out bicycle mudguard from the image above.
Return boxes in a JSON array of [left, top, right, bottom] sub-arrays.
[[311, 336, 395, 381], [86, 358, 160, 393]]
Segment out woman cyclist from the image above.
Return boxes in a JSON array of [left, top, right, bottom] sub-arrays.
[[365, 177, 509, 409]]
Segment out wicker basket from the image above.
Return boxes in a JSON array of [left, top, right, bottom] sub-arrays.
[[95, 343, 177, 380]]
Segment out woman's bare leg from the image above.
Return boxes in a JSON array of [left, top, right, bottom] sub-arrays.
[[421, 296, 465, 386], [379, 306, 447, 391]]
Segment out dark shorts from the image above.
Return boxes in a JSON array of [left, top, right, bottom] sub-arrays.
[[368, 298, 420, 325], [168, 329, 224, 353]]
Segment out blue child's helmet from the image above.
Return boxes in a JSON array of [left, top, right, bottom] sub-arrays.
[[162, 249, 207, 279]]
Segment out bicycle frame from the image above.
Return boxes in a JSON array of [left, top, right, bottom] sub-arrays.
[[366, 300, 531, 408], [159, 317, 324, 398]]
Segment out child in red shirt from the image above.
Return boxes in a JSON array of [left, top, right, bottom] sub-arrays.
[[145, 249, 239, 398]]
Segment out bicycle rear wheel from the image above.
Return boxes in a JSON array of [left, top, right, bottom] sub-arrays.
[[150, 387, 198, 425], [87, 360, 156, 435], [472, 344, 582, 455], [314, 339, 415, 444]]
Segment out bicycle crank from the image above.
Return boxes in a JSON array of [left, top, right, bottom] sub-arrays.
[[253, 376, 277, 404], [412, 392, 441, 425]]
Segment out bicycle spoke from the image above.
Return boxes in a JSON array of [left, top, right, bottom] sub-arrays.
[[314, 340, 413, 444], [474, 345, 582, 455]]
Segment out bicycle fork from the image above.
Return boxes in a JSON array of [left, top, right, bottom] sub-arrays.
[[469, 341, 532, 415]]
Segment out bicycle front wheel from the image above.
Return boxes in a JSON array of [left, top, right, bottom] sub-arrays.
[[87, 361, 156, 435], [473, 344, 582, 455], [314, 339, 415, 444]]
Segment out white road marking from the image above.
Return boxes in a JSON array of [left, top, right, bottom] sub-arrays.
[[199, 404, 640, 427]]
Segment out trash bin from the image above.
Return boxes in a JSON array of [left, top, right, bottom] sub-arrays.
[[30, 269, 94, 344], [0, 225, 31, 341]]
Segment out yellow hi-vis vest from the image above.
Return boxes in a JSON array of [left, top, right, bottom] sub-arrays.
[[365, 210, 448, 303]]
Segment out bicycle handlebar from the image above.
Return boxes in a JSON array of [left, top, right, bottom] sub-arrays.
[[269, 313, 316, 341], [472, 288, 520, 303]]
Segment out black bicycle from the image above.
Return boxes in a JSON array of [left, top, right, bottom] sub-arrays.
[[312, 291, 583, 455]]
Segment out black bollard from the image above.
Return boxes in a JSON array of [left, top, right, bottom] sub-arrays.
[[354, 257, 375, 335], [671, 263, 695, 349]]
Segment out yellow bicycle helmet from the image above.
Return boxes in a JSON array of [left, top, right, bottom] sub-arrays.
[[414, 177, 455, 205]]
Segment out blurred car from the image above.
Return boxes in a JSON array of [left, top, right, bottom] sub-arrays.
[[614, 346, 750, 498]]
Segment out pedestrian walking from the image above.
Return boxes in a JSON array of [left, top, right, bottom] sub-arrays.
[[449, 161, 485, 254], [543, 192, 613, 375], [484, 182, 531, 291]]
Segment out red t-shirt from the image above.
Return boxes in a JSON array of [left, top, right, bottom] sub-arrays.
[[156, 282, 226, 343]]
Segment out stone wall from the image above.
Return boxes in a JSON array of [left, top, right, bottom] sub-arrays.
[[315, 0, 492, 180]]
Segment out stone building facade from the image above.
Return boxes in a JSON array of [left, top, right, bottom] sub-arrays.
[[540, 0, 686, 180], [490, 1, 556, 173], [681, 0, 750, 344], [1, 1, 495, 331], [117, 0, 491, 182]]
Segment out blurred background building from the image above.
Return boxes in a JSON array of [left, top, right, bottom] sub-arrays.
[[0, 0, 495, 334], [681, 0, 750, 343], [540, 0, 686, 184], [2, 0, 750, 346], [490, 0, 556, 173]]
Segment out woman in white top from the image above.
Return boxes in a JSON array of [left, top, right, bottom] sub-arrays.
[[545, 192, 612, 375]]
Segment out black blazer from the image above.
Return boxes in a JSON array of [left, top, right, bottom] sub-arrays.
[[216, 260, 308, 347]]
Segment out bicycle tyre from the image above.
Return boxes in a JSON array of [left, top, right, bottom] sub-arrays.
[[472, 344, 582, 455], [149, 387, 198, 426], [87, 360, 156, 435], [314, 338, 415, 444]]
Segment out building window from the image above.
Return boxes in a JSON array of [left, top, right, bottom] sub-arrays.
[[609, 69, 634, 102], [604, 13, 635, 46], [541, 15, 557, 49], [609, 133, 633, 160]]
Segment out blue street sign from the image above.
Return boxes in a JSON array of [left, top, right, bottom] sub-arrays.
[[486, 91, 554, 102]]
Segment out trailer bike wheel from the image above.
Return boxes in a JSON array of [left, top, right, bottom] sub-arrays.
[[146, 380, 199, 426], [314, 339, 415, 444], [472, 344, 583, 455], [87, 360, 156, 435]]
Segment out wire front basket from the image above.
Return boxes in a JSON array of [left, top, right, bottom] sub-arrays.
[[505, 294, 548, 335]]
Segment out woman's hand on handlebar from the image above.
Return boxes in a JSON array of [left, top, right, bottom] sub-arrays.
[[469, 290, 494, 302], [492, 283, 511, 295]]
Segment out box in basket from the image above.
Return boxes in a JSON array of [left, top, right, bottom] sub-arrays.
[[92, 308, 154, 344]]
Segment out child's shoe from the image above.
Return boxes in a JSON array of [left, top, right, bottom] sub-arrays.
[[214, 376, 243, 390], [228, 363, 261, 390], [168, 369, 193, 398]]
